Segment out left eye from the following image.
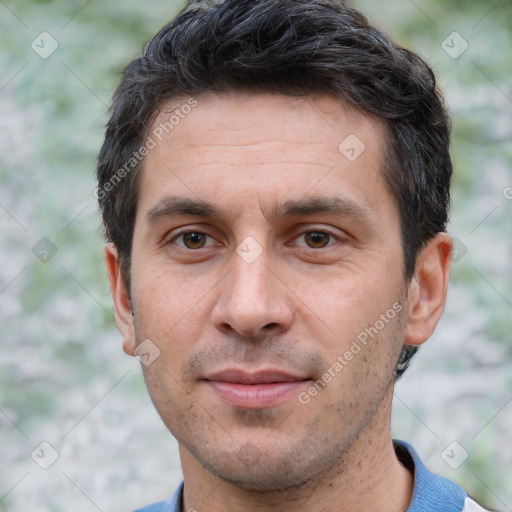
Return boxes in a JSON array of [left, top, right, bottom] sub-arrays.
[[295, 231, 337, 249]]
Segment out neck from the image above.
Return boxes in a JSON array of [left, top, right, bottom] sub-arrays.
[[179, 387, 413, 512]]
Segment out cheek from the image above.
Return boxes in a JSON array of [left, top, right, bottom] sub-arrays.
[[293, 269, 400, 334], [131, 264, 215, 359], [292, 273, 406, 391], [133, 261, 207, 319]]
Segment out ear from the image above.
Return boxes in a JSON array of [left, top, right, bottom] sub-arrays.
[[404, 232, 453, 346], [104, 243, 136, 356]]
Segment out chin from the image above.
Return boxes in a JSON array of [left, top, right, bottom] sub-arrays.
[[209, 462, 313, 492], [186, 438, 343, 492]]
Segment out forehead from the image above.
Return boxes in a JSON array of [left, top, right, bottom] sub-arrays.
[[137, 91, 391, 223], [148, 91, 384, 155]]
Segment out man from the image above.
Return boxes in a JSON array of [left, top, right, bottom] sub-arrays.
[[96, 1, 490, 511]]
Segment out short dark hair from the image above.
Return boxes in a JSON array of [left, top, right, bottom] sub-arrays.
[[97, 0, 452, 378]]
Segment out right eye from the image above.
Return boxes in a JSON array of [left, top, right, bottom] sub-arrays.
[[166, 231, 216, 250]]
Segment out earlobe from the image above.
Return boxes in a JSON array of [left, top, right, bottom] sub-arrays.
[[122, 336, 136, 357], [104, 243, 136, 356], [404, 232, 453, 347]]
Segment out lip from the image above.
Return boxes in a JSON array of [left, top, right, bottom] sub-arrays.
[[204, 369, 308, 384], [202, 369, 310, 409]]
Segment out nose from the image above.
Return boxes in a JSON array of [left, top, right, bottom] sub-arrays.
[[211, 248, 294, 339]]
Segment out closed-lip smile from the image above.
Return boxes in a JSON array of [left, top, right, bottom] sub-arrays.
[[202, 369, 310, 408]]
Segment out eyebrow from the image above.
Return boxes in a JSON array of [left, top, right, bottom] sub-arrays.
[[268, 195, 373, 222], [145, 194, 374, 226], [146, 196, 217, 225]]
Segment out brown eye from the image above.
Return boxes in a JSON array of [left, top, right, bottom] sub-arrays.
[[304, 231, 332, 248], [182, 232, 207, 249], [176, 232, 209, 249]]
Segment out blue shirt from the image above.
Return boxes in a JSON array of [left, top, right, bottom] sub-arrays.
[[132, 440, 488, 512]]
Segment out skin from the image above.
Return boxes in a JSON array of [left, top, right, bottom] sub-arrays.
[[106, 91, 452, 512]]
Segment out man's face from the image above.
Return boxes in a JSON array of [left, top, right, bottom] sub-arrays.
[[127, 92, 409, 489]]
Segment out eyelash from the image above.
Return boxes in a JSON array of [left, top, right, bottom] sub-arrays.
[[166, 228, 342, 250]]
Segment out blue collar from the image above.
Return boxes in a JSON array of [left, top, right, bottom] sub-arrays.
[[394, 440, 467, 512], [134, 440, 467, 512]]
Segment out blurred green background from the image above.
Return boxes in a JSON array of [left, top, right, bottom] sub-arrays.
[[0, 1, 510, 511]]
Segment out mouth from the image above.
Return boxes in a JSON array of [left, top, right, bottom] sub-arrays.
[[202, 369, 311, 409]]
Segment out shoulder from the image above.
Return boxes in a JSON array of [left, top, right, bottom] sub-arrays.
[[393, 440, 493, 512]]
